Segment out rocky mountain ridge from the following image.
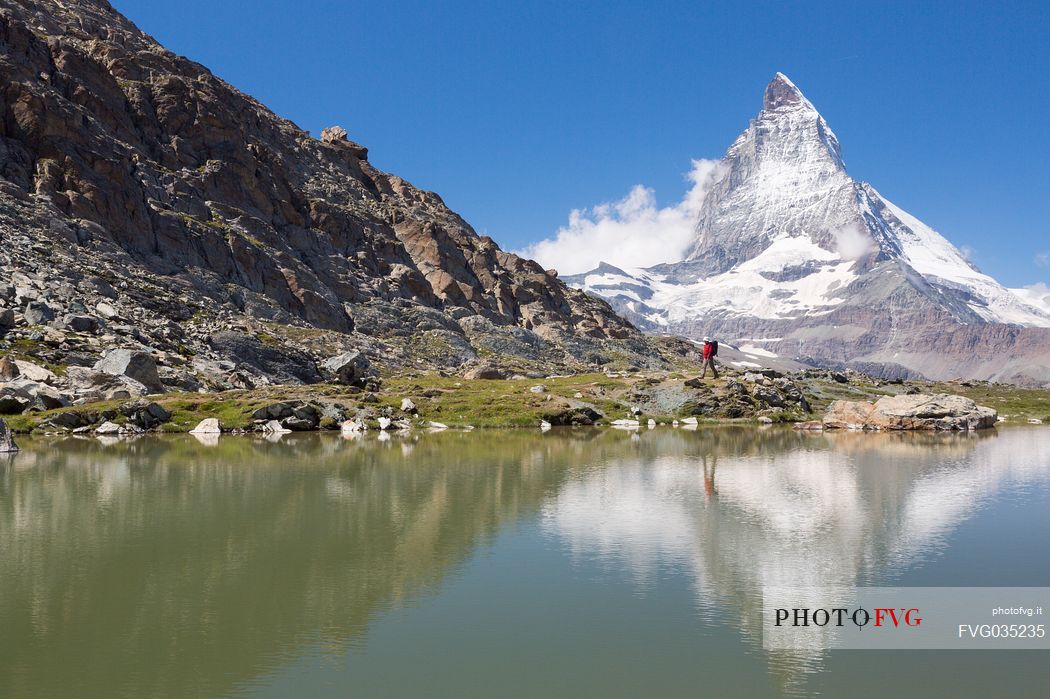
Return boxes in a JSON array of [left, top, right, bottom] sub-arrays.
[[0, 0, 659, 397], [566, 73, 1050, 385]]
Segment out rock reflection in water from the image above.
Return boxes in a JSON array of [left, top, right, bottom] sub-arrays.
[[0, 432, 580, 697]]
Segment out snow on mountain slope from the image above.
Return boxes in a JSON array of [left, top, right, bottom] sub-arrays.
[[572, 235, 858, 326], [872, 189, 1050, 326]]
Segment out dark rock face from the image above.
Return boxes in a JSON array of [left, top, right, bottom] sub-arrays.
[[250, 399, 337, 431], [543, 406, 602, 426], [763, 72, 805, 110], [0, 417, 18, 451], [120, 400, 171, 429], [0, 391, 29, 414], [0, 0, 654, 382], [208, 332, 320, 385]]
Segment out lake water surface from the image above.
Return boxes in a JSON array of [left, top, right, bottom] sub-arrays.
[[2, 426, 1050, 697]]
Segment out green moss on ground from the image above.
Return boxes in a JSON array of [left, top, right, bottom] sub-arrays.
[[161, 396, 271, 431], [379, 373, 632, 428]]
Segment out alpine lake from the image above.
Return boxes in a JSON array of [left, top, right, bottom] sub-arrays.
[[2, 425, 1049, 697]]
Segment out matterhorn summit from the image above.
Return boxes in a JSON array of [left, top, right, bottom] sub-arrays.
[[566, 74, 1050, 383]]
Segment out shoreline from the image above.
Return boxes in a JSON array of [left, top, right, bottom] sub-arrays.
[[14, 423, 1042, 449], [5, 369, 1049, 436]]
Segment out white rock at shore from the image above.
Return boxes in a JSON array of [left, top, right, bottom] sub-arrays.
[[95, 420, 121, 434], [189, 418, 221, 434], [262, 420, 291, 434]]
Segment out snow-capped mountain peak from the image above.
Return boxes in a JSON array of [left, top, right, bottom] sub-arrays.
[[763, 72, 806, 109], [683, 73, 850, 269], [565, 73, 1050, 383]]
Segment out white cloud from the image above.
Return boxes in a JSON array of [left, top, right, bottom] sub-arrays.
[[959, 245, 976, 261], [1010, 282, 1050, 315], [1036, 251, 1050, 267], [516, 160, 727, 275], [832, 223, 876, 261]]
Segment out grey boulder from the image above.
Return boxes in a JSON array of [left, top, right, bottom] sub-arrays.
[[869, 394, 997, 431], [66, 366, 151, 401], [823, 393, 997, 431], [463, 363, 508, 380], [251, 402, 296, 421], [322, 351, 374, 386], [62, 314, 99, 333], [93, 349, 164, 393], [23, 301, 55, 325]]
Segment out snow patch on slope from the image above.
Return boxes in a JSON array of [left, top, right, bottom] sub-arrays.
[[875, 191, 1050, 327], [578, 250, 856, 325], [739, 344, 778, 358], [671, 235, 855, 321]]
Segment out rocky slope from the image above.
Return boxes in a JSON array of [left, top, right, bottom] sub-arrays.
[[566, 73, 1050, 385], [0, 0, 656, 396]]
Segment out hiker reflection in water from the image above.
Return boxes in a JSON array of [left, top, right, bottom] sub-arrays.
[[702, 454, 717, 499]]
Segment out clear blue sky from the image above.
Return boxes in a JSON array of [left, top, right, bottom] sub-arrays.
[[110, 0, 1050, 287]]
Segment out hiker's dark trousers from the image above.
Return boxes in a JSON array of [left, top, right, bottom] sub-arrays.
[[701, 357, 718, 379]]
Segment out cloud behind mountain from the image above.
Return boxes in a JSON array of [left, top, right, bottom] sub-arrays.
[[517, 160, 726, 275]]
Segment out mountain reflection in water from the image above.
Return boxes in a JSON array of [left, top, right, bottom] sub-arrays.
[[1, 427, 1048, 697]]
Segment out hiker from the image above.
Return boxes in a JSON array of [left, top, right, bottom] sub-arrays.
[[700, 336, 719, 379]]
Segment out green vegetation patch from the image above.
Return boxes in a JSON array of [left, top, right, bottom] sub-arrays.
[[932, 382, 1050, 424]]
